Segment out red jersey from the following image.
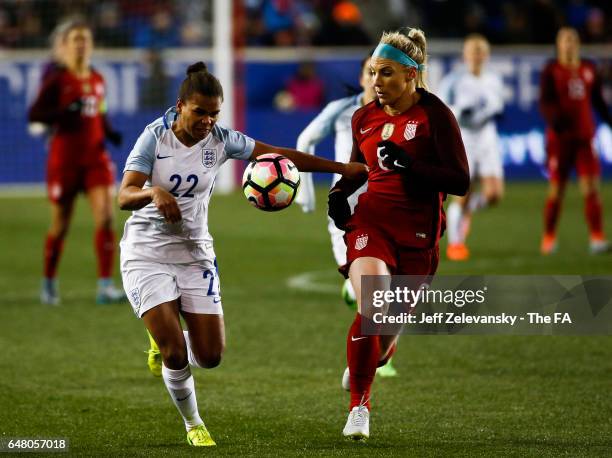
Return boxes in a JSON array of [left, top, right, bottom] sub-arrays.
[[29, 67, 108, 166], [348, 90, 469, 248], [539, 60, 611, 141]]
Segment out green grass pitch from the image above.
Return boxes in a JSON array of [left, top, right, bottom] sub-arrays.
[[0, 182, 611, 456]]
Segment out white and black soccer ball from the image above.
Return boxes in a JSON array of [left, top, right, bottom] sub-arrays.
[[242, 153, 301, 211]]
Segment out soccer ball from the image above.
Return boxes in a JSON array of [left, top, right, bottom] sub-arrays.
[[242, 153, 301, 211]]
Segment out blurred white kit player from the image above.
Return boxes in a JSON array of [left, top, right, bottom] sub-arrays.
[[438, 34, 505, 261], [295, 56, 376, 305], [296, 93, 367, 267]]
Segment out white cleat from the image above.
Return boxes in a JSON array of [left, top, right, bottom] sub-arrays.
[[96, 282, 127, 305], [590, 239, 611, 255], [40, 279, 60, 306], [342, 367, 350, 391], [343, 405, 369, 440]]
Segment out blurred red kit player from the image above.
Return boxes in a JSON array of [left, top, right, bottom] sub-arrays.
[[28, 19, 125, 305], [539, 27, 612, 255]]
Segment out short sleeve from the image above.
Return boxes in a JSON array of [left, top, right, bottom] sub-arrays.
[[123, 126, 158, 175], [213, 124, 255, 160]]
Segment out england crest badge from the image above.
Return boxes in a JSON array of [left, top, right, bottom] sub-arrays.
[[202, 148, 217, 168]]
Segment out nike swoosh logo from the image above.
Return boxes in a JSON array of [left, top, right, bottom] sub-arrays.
[[360, 127, 372, 134], [176, 392, 192, 402], [213, 297, 221, 304], [351, 336, 368, 341], [156, 154, 172, 159]]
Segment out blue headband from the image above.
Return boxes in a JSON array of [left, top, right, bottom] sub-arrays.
[[372, 43, 426, 71]]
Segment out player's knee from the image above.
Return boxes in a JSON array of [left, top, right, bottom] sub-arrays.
[[159, 341, 188, 369], [193, 345, 224, 368], [487, 192, 502, 206], [96, 216, 114, 231], [49, 223, 70, 239]]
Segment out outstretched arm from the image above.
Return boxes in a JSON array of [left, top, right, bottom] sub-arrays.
[[250, 141, 367, 181]]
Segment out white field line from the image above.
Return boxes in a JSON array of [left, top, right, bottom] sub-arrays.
[[286, 270, 340, 294]]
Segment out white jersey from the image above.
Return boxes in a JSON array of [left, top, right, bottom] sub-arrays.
[[120, 107, 255, 263], [438, 68, 504, 177], [295, 93, 363, 212], [437, 68, 504, 144]]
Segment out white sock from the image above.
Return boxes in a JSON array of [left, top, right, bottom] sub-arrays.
[[183, 331, 202, 368], [447, 202, 463, 244], [467, 192, 488, 213], [161, 364, 203, 431], [344, 279, 356, 302]]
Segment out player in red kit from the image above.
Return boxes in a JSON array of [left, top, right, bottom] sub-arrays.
[[539, 27, 612, 255], [28, 20, 125, 305], [328, 28, 469, 439]]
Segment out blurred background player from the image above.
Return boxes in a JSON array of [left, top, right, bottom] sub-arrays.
[[119, 62, 367, 447], [28, 20, 124, 305], [539, 27, 612, 255], [438, 34, 505, 261], [295, 53, 398, 378], [328, 28, 469, 439]]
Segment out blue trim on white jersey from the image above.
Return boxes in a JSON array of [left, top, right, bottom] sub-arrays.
[[123, 117, 166, 176]]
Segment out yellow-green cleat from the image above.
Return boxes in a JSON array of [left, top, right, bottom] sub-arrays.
[[145, 330, 162, 377], [187, 424, 216, 447], [376, 357, 398, 378]]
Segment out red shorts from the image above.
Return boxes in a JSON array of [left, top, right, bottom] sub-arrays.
[[342, 228, 439, 277], [340, 194, 440, 277], [546, 133, 600, 183], [46, 153, 116, 203]]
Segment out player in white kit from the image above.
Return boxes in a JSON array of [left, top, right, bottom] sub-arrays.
[[295, 55, 375, 305], [118, 62, 367, 447], [437, 34, 505, 261], [295, 55, 398, 378]]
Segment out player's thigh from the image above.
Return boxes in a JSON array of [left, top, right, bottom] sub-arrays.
[[479, 155, 504, 202], [85, 157, 116, 224], [546, 135, 574, 185], [481, 176, 504, 201], [142, 299, 187, 369], [181, 312, 225, 367], [48, 198, 76, 236], [86, 185, 115, 228], [349, 256, 391, 317], [576, 142, 601, 191], [121, 259, 181, 319]]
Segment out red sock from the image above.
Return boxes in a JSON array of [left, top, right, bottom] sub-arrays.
[[44, 234, 65, 278], [95, 228, 115, 278], [347, 314, 380, 410], [377, 342, 397, 368], [584, 191, 604, 239], [544, 196, 561, 236]]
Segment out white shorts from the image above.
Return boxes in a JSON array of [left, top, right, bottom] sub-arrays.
[[463, 136, 504, 179], [327, 182, 367, 267], [121, 258, 223, 318]]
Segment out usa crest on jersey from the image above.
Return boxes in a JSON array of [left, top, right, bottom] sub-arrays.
[[355, 234, 368, 250], [404, 121, 418, 140], [202, 148, 217, 168]]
